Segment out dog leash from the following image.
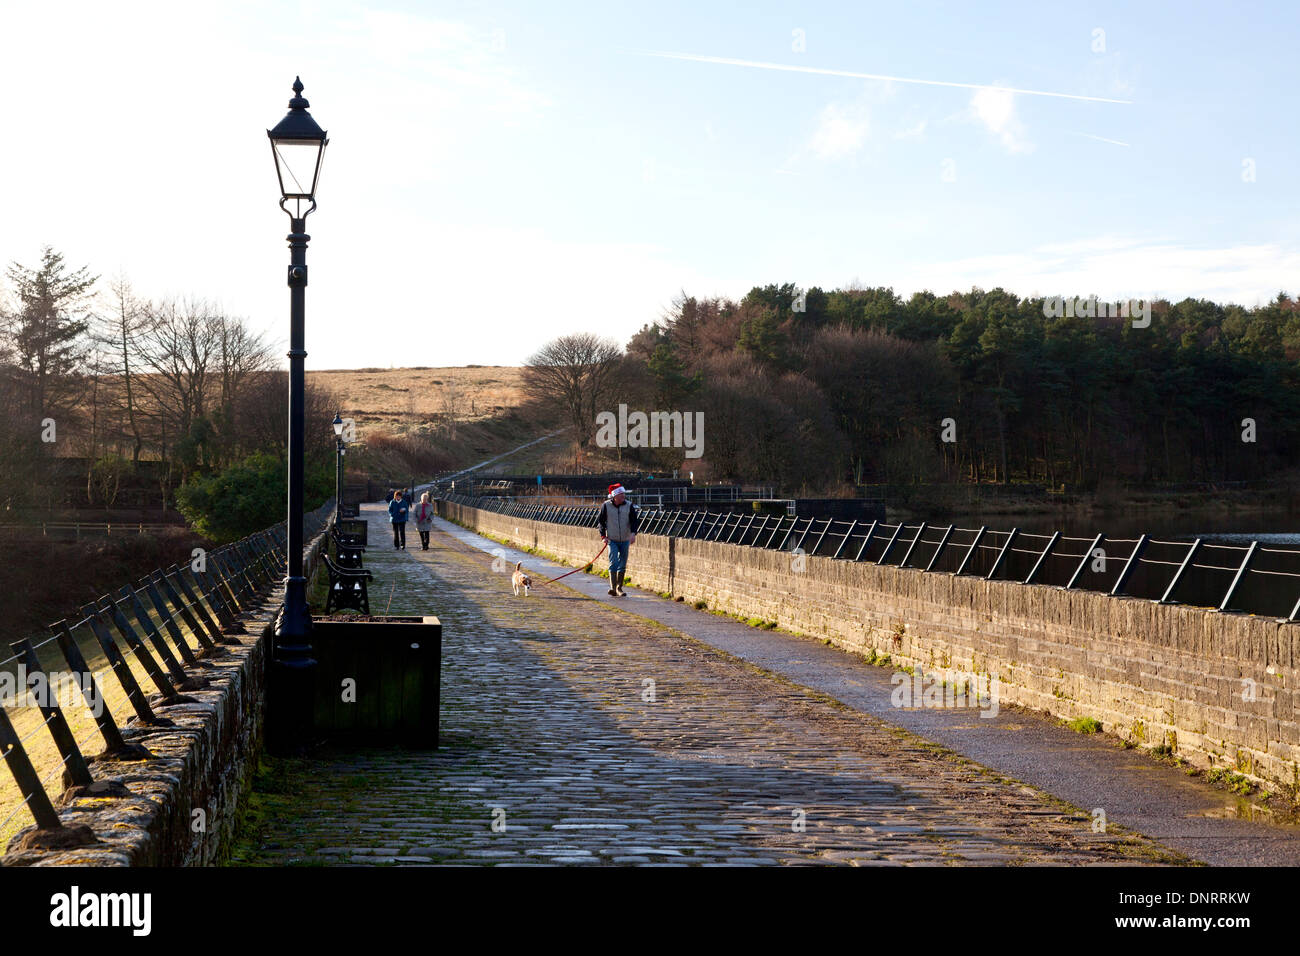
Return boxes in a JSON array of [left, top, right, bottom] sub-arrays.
[[531, 542, 608, 587]]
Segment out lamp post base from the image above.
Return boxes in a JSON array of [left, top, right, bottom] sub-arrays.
[[268, 577, 316, 755], [266, 655, 316, 755]]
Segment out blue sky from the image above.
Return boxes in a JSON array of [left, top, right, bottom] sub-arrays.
[[1, 0, 1297, 368]]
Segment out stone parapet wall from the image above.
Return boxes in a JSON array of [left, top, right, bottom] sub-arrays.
[[441, 500, 1300, 792], [3, 633, 267, 866], [3, 524, 330, 867]]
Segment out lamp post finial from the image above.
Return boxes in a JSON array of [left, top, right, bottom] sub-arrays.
[[289, 77, 309, 110]]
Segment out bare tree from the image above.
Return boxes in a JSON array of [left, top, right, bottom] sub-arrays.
[[80, 340, 112, 500], [212, 314, 275, 465], [439, 374, 463, 440], [89, 453, 127, 508], [523, 333, 623, 466], [235, 370, 340, 464], [97, 276, 153, 464], [134, 297, 220, 477]]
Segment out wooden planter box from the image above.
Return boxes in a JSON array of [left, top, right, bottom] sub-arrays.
[[309, 615, 441, 746]]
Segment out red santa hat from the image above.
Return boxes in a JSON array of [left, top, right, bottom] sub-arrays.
[[608, 483, 626, 499]]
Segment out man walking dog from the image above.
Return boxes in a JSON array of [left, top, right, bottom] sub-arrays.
[[598, 483, 638, 597]]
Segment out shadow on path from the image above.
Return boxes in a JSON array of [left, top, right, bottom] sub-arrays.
[[433, 514, 1300, 867]]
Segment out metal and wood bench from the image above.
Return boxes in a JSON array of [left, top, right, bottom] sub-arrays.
[[322, 554, 373, 613], [335, 518, 367, 548], [330, 526, 366, 569]]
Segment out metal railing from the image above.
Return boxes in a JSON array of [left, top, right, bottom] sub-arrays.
[[471, 492, 667, 509], [0, 502, 334, 849], [0, 522, 182, 540], [437, 493, 1300, 622]]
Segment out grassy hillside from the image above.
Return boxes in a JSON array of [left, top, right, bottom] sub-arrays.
[[45, 362, 609, 486], [310, 365, 531, 433], [311, 364, 677, 479], [310, 365, 567, 478]]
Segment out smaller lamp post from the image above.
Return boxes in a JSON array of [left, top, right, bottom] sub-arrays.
[[333, 412, 345, 524]]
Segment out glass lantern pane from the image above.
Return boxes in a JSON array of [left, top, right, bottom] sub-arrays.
[[272, 140, 322, 197]]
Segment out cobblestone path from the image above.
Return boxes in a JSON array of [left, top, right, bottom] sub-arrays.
[[229, 511, 1188, 866]]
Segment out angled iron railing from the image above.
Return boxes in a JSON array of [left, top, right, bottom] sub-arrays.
[[435, 492, 1300, 623], [0, 502, 333, 849]]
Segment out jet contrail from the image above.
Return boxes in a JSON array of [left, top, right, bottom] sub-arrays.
[[1070, 131, 1131, 147], [633, 50, 1132, 105]]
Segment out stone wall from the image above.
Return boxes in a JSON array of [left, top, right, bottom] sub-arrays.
[[3, 632, 268, 866], [3, 525, 330, 866], [441, 500, 1300, 792]]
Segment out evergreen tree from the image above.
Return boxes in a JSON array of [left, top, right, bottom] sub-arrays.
[[3, 246, 98, 424]]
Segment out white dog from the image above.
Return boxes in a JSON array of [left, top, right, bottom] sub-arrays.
[[511, 562, 532, 597]]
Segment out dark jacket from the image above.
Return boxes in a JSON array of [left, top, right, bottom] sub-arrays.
[[388, 498, 410, 524], [598, 499, 639, 541]]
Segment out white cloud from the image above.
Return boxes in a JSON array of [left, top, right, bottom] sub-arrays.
[[894, 119, 927, 139], [0, 1, 560, 371], [969, 87, 1032, 153], [809, 102, 871, 159], [340, 8, 550, 122], [895, 237, 1300, 308], [308, 222, 745, 367]]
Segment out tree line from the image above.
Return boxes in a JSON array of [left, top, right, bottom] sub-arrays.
[[529, 283, 1300, 493], [0, 245, 337, 532]]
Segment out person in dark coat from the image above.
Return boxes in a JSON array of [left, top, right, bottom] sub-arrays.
[[388, 489, 410, 549]]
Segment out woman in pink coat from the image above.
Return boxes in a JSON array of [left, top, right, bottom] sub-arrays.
[[414, 492, 436, 550]]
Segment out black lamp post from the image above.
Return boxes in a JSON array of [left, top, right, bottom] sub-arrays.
[[267, 77, 328, 752], [333, 412, 345, 523]]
